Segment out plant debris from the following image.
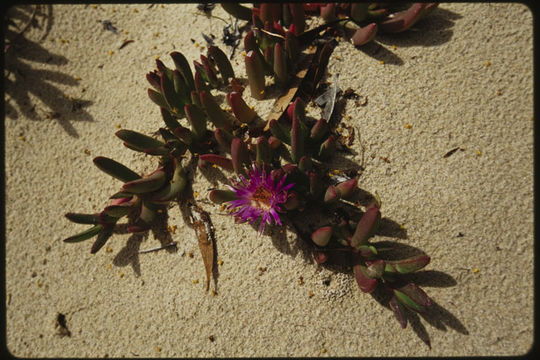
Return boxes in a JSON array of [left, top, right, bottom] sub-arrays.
[[188, 202, 215, 291], [55, 313, 71, 337], [443, 147, 464, 158], [118, 39, 134, 50], [100, 20, 118, 34], [314, 73, 340, 121], [197, 3, 215, 15]]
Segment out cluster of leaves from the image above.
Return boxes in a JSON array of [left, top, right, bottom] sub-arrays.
[[64, 2, 439, 329]]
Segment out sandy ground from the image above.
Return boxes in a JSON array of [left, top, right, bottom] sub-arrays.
[[4, 3, 534, 357]]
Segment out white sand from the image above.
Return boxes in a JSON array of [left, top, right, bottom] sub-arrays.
[[5, 3, 534, 357]]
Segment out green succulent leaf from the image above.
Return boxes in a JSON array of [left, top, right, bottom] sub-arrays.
[[64, 224, 103, 243], [151, 162, 187, 203], [116, 129, 165, 153], [122, 169, 167, 194], [170, 51, 195, 92], [90, 226, 114, 254], [393, 283, 431, 313], [389, 294, 408, 329], [385, 254, 431, 274], [93, 156, 141, 183], [65, 213, 99, 225], [147, 88, 170, 110]]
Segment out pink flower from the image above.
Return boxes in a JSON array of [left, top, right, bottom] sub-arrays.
[[226, 164, 294, 234]]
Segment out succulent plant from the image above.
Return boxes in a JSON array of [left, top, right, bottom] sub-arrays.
[[64, 2, 442, 329]]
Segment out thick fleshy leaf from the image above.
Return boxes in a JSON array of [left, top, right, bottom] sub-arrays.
[[198, 154, 234, 171], [109, 191, 134, 199], [313, 251, 328, 264], [200, 91, 233, 129], [379, 3, 426, 33], [365, 259, 385, 278], [245, 50, 266, 100], [350, 3, 369, 22], [151, 161, 187, 203], [90, 226, 114, 254], [146, 71, 161, 90], [356, 244, 378, 258], [160, 107, 181, 131], [160, 72, 184, 113], [268, 119, 290, 144], [268, 136, 282, 150], [284, 191, 301, 210], [155, 58, 172, 78], [324, 185, 340, 203], [173, 125, 193, 145], [214, 128, 234, 152], [148, 88, 170, 110], [170, 51, 195, 92], [221, 2, 252, 21], [209, 189, 236, 204], [173, 69, 190, 105], [115, 129, 165, 153], [273, 42, 287, 84], [335, 177, 358, 199], [65, 213, 100, 225], [93, 156, 141, 183], [353, 264, 378, 293], [194, 70, 210, 93], [208, 45, 235, 84], [288, 3, 305, 35], [122, 169, 167, 194], [200, 54, 219, 88], [255, 136, 271, 165], [244, 30, 258, 52], [158, 127, 178, 143], [310, 118, 329, 142], [128, 201, 158, 233], [320, 3, 337, 22], [385, 255, 431, 274], [368, 8, 388, 19], [184, 104, 207, 140], [64, 224, 103, 243], [231, 137, 250, 174], [103, 204, 133, 218], [393, 283, 431, 313], [318, 135, 336, 159], [389, 295, 408, 329], [189, 90, 201, 108], [312, 226, 332, 247], [351, 23, 378, 47], [259, 3, 281, 25], [297, 155, 312, 172], [350, 203, 380, 248], [227, 91, 257, 124], [419, 3, 439, 20], [290, 107, 305, 163]]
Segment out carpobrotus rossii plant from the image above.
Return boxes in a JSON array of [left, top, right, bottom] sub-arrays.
[[64, 3, 440, 329]]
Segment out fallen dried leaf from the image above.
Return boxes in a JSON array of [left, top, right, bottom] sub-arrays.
[[189, 203, 215, 291]]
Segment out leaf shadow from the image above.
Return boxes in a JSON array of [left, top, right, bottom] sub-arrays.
[[257, 187, 467, 346], [352, 7, 461, 65], [112, 208, 177, 277], [4, 5, 94, 138], [375, 7, 462, 48]]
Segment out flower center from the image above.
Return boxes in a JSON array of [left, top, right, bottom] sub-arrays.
[[250, 185, 273, 211]]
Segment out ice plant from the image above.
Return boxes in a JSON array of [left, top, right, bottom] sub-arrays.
[[63, 2, 446, 330], [223, 163, 294, 234]]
